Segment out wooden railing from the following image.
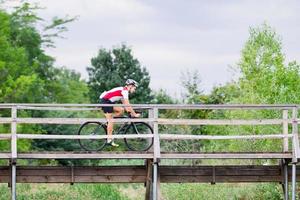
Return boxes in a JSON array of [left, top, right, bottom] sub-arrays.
[[0, 104, 300, 200]]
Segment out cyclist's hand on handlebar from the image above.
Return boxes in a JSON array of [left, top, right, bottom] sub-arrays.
[[131, 113, 141, 118]]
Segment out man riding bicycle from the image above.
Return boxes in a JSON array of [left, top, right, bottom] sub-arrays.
[[99, 79, 140, 147]]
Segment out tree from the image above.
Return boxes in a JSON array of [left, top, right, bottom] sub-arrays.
[[87, 45, 152, 103], [217, 23, 300, 155], [181, 70, 204, 104], [207, 83, 240, 104], [0, 2, 86, 159], [151, 89, 176, 104], [0, 2, 77, 103], [235, 23, 300, 104]]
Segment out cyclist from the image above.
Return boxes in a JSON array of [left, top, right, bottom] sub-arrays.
[[99, 79, 140, 147]]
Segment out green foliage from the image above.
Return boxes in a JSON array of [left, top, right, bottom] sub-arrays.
[[236, 23, 300, 104], [181, 69, 204, 104], [0, 183, 129, 200], [0, 2, 87, 155], [162, 183, 283, 200], [208, 83, 240, 104], [45, 67, 89, 103], [151, 89, 176, 104], [87, 44, 152, 103]]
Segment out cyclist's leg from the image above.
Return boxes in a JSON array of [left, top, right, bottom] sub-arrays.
[[104, 113, 114, 143], [105, 112, 119, 147], [100, 98, 114, 143], [113, 106, 124, 117]]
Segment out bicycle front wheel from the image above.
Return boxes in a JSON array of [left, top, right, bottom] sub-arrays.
[[124, 122, 153, 151], [78, 121, 107, 151]]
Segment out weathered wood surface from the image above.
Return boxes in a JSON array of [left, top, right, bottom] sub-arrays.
[[283, 110, 289, 152], [4, 133, 292, 140], [1, 118, 291, 125], [0, 165, 299, 183], [17, 134, 153, 140], [14, 118, 153, 124], [161, 152, 293, 159], [0, 152, 292, 159], [160, 134, 293, 140], [158, 118, 289, 125], [0, 103, 297, 109], [16, 152, 154, 159]]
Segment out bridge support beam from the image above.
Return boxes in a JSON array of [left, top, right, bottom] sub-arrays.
[[152, 162, 160, 200], [145, 159, 153, 200], [281, 159, 289, 200], [145, 159, 160, 200], [292, 163, 297, 200], [10, 159, 16, 200], [283, 160, 289, 200]]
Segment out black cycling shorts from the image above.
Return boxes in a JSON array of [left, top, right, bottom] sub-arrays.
[[100, 98, 114, 113]]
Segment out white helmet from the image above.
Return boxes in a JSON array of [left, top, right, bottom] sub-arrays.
[[125, 79, 139, 87]]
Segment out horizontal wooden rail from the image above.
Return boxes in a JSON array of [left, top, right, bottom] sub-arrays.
[[0, 118, 153, 124], [0, 165, 299, 183], [0, 104, 298, 110], [160, 134, 294, 140], [0, 134, 11, 140], [161, 152, 293, 159], [17, 134, 153, 140], [0, 118, 293, 125], [2, 132, 294, 142], [0, 152, 292, 160], [16, 152, 153, 159], [158, 118, 289, 125], [14, 133, 293, 140]]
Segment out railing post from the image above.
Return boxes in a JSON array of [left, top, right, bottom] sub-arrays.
[[281, 159, 289, 200], [11, 106, 17, 200], [291, 107, 298, 200], [148, 108, 154, 126], [152, 107, 160, 200], [283, 110, 289, 152], [145, 108, 154, 200]]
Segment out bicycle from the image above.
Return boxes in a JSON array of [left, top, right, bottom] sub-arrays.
[[77, 114, 153, 151]]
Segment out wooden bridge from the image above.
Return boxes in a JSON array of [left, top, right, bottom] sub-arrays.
[[0, 104, 300, 200]]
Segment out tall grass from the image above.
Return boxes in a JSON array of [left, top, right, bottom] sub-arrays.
[[0, 183, 129, 200]]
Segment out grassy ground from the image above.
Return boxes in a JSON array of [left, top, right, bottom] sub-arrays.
[[0, 182, 285, 200], [0, 183, 130, 200], [161, 183, 283, 200]]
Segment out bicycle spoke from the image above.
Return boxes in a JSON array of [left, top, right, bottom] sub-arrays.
[[78, 122, 107, 151], [124, 122, 153, 151]]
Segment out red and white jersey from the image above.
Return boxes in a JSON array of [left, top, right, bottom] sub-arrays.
[[100, 87, 129, 102]]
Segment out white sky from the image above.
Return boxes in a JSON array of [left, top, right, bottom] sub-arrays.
[[4, 0, 300, 97]]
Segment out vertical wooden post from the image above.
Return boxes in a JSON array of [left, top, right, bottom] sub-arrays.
[[145, 159, 153, 200], [148, 108, 154, 152], [11, 106, 17, 200], [292, 107, 299, 161], [283, 110, 289, 152], [282, 110, 290, 200], [281, 159, 289, 200], [148, 108, 154, 126], [152, 108, 160, 200], [291, 107, 298, 200], [291, 164, 296, 200]]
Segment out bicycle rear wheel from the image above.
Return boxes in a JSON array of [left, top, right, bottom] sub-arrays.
[[124, 122, 153, 151], [78, 121, 107, 151]]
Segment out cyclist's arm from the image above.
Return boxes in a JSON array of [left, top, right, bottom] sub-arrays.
[[122, 99, 140, 117]]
